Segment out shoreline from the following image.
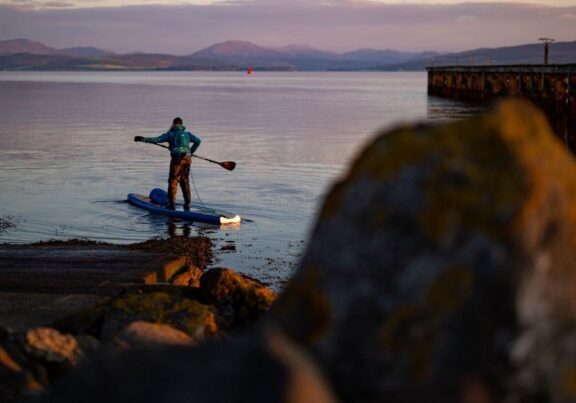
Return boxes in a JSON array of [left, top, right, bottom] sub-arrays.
[[0, 230, 299, 291], [0, 235, 288, 331]]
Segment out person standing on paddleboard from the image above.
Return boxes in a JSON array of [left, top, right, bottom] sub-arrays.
[[134, 117, 201, 211]]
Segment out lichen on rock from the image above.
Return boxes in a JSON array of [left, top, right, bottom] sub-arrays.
[[100, 290, 218, 342], [170, 265, 203, 287], [25, 328, 80, 366], [199, 268, 278, 328], [112, 321, 195, 350]]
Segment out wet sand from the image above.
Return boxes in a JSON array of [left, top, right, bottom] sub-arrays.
[[0, 239, 211, 331]]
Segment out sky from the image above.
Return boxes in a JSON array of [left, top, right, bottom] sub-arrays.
[[0, 0, 574, 54]]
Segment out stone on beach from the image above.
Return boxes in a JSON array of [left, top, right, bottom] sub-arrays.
[[112, 321, 195, 350], [171, 265, 203, 287], [274, 99, 576, 402], [25, 328, 80, 367], [199, 268, 278, 327]]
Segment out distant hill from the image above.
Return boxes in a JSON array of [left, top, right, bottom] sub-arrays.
[[378, 41, 576, 71], [186, 40, 436, 71], [0, 38, 574, 71], [95, 53, 179, 69], [277, 44, 339, 59], [341, 48, 438, 65], [185, 40, 294, 70], [0, 53, 180, 71], [191, 40, 284, 59], [56, 47, 115, 57], [0, 38, 114, 58], [0, 53, 77, 70], [0, 38, 56, 55]]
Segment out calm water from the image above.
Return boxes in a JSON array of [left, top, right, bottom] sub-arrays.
[[0, 71, 482, 287]]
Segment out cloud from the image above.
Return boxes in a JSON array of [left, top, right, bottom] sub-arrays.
[[6, 0, 216, 7], [456, 15, 476, 22], [0, 2, 574, 53]]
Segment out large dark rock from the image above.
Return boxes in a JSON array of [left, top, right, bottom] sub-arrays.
[[44, 328, 336, 403], [273, 100, 576, 402]]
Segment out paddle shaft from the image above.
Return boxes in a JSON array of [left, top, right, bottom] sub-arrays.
[[148, 143, 236, 171]]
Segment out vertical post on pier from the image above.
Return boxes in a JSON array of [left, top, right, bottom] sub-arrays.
[[539, 38, 555, 65]]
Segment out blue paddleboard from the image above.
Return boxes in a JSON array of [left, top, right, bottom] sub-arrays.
[[127, 193, 241, 225]]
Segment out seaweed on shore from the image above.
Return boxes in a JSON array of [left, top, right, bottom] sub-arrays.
[[0, 237, 213, 268], [0, 215, 17, 234], [2, 239, 116, 248]]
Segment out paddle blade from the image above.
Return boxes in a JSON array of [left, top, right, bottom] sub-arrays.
[[221, 161, 236, 171]]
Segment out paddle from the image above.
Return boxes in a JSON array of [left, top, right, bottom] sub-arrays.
[[150, 143, 236, 171]]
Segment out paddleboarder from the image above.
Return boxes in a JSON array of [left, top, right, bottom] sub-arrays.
[[134, 117, 201, 210]]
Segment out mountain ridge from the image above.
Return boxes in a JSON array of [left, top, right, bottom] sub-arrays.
[[0, 38, 57, 55], [0, 38, 574, 71], [0, 38, 115, 58], [377, 40, 576, 71]]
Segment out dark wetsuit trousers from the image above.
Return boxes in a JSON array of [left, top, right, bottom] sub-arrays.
[[167, 154, 192, 208]]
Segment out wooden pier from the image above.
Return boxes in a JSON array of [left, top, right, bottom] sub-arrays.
[[427, 64, 576, 150]]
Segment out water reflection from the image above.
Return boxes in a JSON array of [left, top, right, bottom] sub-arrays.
[[220, 243, 237, 252], [167, 221, 192, 238], [427, 95, 487, 122], [166, 220, 241, 239]]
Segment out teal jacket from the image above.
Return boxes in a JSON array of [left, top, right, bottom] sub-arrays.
[[143, 125, 201, 157]]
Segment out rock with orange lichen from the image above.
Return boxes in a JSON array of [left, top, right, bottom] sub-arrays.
[[112, 321, 195, 350], [274, 99, 576, 402], [25, 328, 81, 367], [170, 265, 203, 287], [200, 268, 278, 328], [100, 290, 218, 342]]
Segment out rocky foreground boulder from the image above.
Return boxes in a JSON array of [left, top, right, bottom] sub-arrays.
[[273, 99, 576, 402]]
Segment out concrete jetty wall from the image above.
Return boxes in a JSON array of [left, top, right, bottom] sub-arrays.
[[427, 64, 576, 150]]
